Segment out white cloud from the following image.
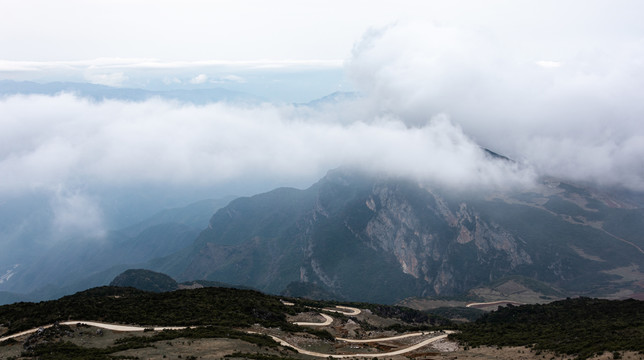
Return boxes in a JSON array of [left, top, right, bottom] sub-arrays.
[[347, 21, 644, 190], [0, 59, 343, 73], [535, 60, 563, 68], [50, 188, 106, 241], [84, 72, 129, 87], [163, 77, 182, 85], [220, 74, 246, 83], [190, 74, 208, 84], [0, 93, 534, 198]]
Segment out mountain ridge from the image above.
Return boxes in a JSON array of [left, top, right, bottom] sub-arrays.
[[150, 168, 644, 303]]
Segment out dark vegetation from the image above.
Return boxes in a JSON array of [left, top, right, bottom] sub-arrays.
[[3, 285, 643, 360], [225, 352, 301, 360], [453, 297, 644, 359], [0, 286, 302, 335], [22, 341, 123, 360], [109, 269, 178, 293], [179, 279, 255, 291], [426, 306, 485, 322], [292, 297, 452, 327]]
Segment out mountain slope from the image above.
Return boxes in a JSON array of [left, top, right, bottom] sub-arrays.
[[0, 198, 232, 304], [154, 169, 644, 303], [453, 297, 644, 358], [109, 269, 178, 293]]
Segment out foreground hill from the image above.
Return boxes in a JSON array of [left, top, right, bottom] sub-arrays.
[[109, 269, 178, 293], [454, 297, 644, 359], [0, 286, 641, 359], [152, 168, 644, 303], [0, 285, 451, 359]]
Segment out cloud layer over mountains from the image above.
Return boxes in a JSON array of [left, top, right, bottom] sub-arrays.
[[0, 93, 531, 195], [348, 22, 644, 191], [2, 16, 644, 241]]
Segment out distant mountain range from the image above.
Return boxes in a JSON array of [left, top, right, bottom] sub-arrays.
[[0, 80, 265, 104]]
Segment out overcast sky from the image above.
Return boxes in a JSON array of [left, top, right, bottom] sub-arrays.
[[2, 0, 641, 62], [1, 0, 644, 241], [0, 0, 549, 61]]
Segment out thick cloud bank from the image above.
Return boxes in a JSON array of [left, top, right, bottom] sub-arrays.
[[348, 22, 644, 190], [0, 93, 534, 239], [3, 15, 644, 243], [0, 94, 531, 195]]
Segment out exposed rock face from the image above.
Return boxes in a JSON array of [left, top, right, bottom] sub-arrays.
[[154, 168, 644, 303], [362, 184, 533, 294]]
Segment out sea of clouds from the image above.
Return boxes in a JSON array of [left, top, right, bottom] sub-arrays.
[[1, 19, 643, 245]]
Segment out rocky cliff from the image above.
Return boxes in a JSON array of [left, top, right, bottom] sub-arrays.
[[154, 169, 644, 303]]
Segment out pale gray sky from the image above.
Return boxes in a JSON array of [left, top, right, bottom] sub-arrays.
[[1, 0, 426, 61], [2, 1, 640, 62]]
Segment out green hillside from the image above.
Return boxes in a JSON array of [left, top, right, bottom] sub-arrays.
[[453, 297, 644, 359]]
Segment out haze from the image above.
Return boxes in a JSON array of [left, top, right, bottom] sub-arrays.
[[1, 0, 643, 256]]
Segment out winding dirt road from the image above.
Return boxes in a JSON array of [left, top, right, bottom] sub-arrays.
[[293, 305, 361, 326], [465, 300, 523, 308], [0, 321, 189, 342], [336, 331, 425, 343], [1, 305, 454, 358], [292, 313, 334, 326], [325, 305, 362, 316], [264, 331, 454, 358]]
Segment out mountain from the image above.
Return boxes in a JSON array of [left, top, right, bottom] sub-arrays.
[[302, 91, 359, 106], [152, 168, 644, 304], [0, 80, 264, 104], [0, 285, 640, 359], [109, 269, 178, 292], [281, 281, 345, 301], [0, 198, 232, 304]]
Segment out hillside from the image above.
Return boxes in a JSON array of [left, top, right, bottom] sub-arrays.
[[0, 285, 452, 359], [0, 286, 642, 359], [152, 168, 644, 303], [109, 269, 178, 293], [453, 297, 644, 359], [0, 198, 231, 305]]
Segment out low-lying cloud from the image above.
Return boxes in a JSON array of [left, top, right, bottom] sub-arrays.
[[2, 18, 644, 243], [348, 22, 644, 191], [0, 93, 531, 196], [50, 189, 106, 241], [0, 92, 534, 239]]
